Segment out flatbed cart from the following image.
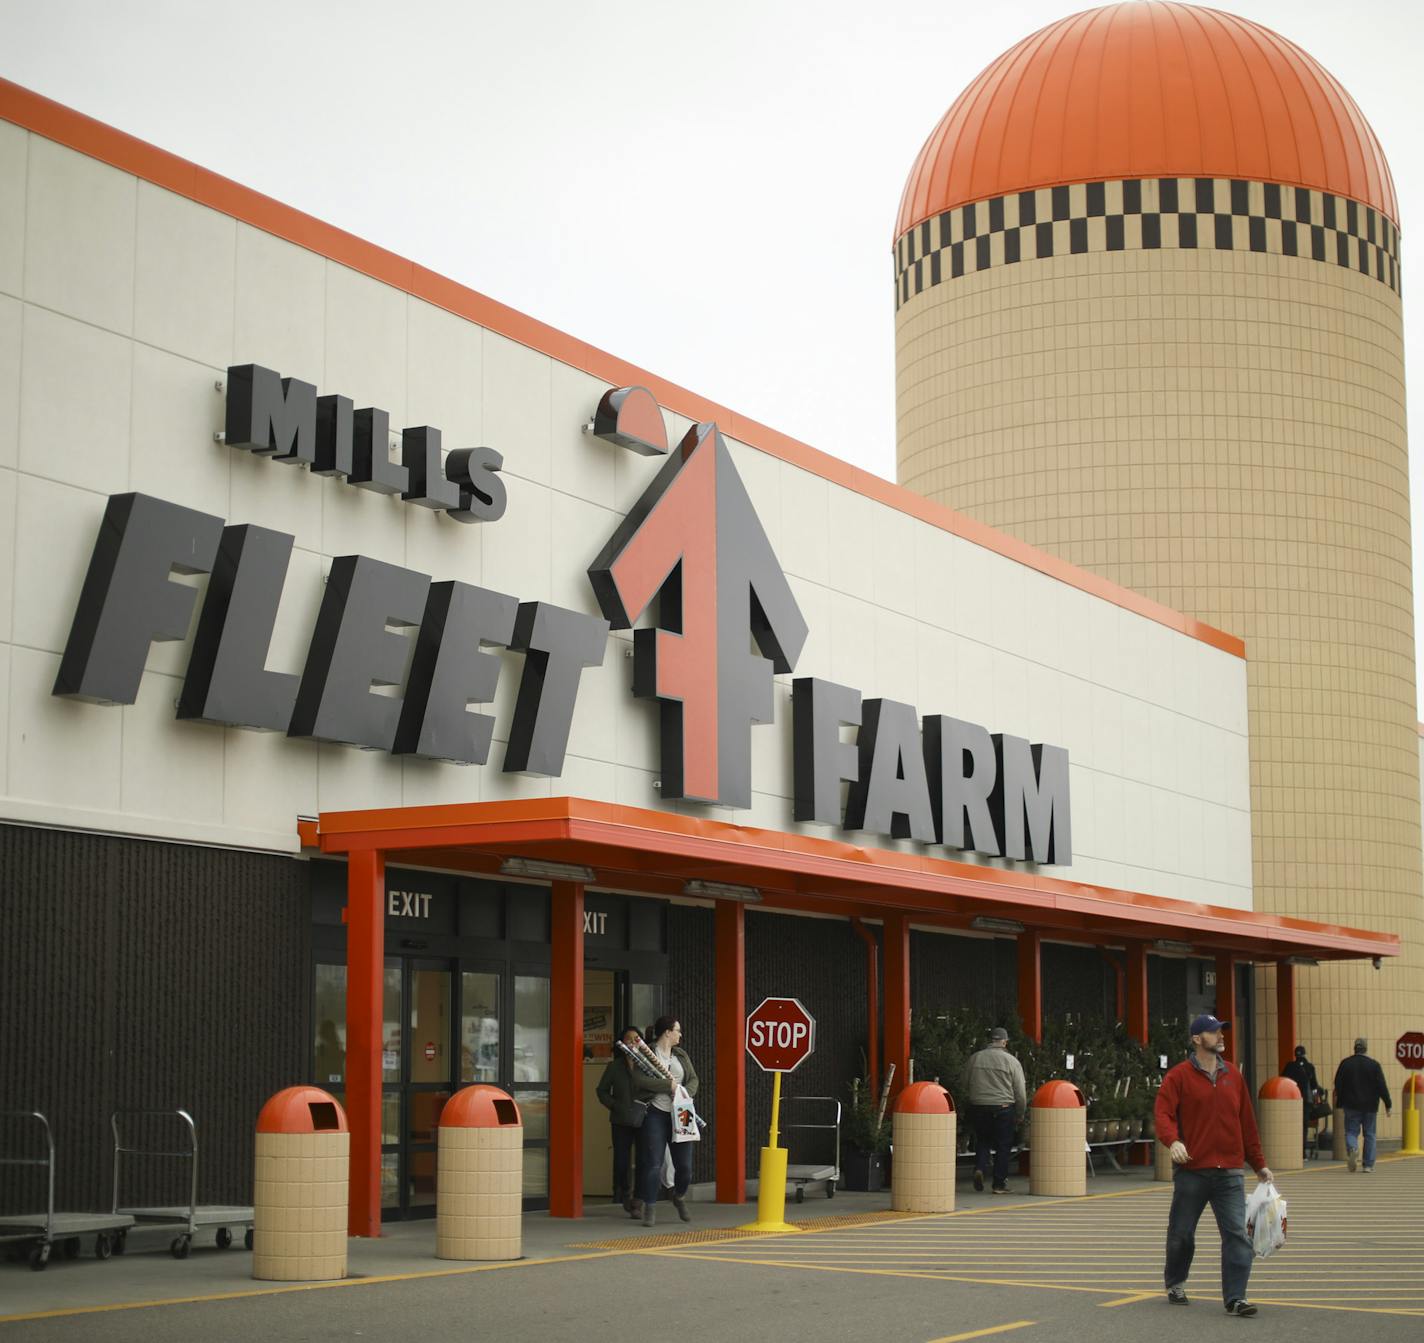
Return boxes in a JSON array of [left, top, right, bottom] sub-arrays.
[[111, 1109, 254, 1258], [781, 1095, 840, 1202], [0, 1111, 134, 1270]]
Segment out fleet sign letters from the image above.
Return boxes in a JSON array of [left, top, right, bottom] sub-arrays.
[[52, 370, 1070, 865]]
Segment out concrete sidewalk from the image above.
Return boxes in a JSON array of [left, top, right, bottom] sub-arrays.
[[0, 1179, 894, 1320]]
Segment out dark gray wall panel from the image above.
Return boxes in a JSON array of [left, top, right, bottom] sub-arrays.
[[0, 824, 309, 1214]]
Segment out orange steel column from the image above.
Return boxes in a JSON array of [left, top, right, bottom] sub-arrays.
[[1276, 960, 1296, 1074], [1126, 942, 1148, 1044], [1215, 952, 1238, 1063], [884, 913, 910, 1098], [1017, 930, 1043, 1043], [346, 849, 385, 1238], [549, 881, 584, 1217], [714, 900, 746, 1203]]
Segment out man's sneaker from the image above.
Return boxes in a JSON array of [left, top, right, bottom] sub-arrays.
[[1347, 1148, 1357, 1172], [973, 1170, 984, 1192], [1225, 1299, 1258, 1317], [1166, 1286, 1188, 1306], [991, 1185, 1010, 1195], [1363, 1166, 1374, 1173]]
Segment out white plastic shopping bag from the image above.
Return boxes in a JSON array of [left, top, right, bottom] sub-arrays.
[[1245, 1179, 1287, 1258], [671, 1084, 701, 1143]]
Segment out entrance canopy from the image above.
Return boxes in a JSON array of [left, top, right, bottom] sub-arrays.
[[304, 796, 1396, 963], [303, 796, 1397, 1237]]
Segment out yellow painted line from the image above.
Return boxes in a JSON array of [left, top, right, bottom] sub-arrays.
[[1099, 1293, 1156, 1308], [926, 1322, 1036, 1343], [0, 1248, 621, 1324]]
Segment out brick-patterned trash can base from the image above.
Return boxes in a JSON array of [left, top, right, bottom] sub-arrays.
[[252, 1130, 349, 1282]]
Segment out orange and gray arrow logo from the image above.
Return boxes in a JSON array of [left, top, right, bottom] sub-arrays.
[[589, 422, 807, 807]]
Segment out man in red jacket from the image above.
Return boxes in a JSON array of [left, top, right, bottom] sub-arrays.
[[1154, 1014, 1274, 1317]]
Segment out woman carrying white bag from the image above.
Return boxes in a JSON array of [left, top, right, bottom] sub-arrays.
[[631, 1015, 701, 1227]]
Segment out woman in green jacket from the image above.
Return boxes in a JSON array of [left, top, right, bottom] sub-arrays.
[[634, 1015, 699, 1227], [597, 1028, 646, 1216]]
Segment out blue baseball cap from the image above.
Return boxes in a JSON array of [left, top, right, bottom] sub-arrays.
[[1190, 1014, 1230, 1035]]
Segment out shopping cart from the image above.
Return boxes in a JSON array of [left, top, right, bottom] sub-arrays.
[[111, 1109, 254, 1258], [0, 1111, 134, 1270], [781, 1095, 840, 1202]]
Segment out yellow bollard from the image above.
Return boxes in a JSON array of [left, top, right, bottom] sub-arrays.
[[740, 1071, 802, 1233], [1403, 1076, 1422, 1156]]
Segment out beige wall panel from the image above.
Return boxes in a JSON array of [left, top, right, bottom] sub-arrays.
[[897, 238, 1423, 1134]]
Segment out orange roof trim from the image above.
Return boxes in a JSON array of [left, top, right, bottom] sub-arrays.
[[897, 1, 1397, 238], [0, 78, 1242, 659], [308, 797, 1397, 963]]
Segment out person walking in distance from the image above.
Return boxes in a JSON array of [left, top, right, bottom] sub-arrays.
[[1281, 1045, 1323, 1159], [962, 1027, 1026, 1194], [596, 1028, 647, 1217], [1154, 1014, 1273, 1317], [634, 1015, 699, 1227], [1333, 1038, 1393, 1173]]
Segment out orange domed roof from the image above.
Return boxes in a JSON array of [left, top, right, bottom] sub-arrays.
[[897, 2, 1396, 239]]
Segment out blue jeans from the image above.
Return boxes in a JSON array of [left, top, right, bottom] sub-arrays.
[[639, 1106, 693, 1205], [970, 1105, 1017, 1189], [1344, 1109, 1377, 1167], [1164, 1167, 1253, 1305]]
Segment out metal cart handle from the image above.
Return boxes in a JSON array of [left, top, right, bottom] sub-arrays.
[[110, 1110, 198, 1220], [1, 1111, 55, 1238]]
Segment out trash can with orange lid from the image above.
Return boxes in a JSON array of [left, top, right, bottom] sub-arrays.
[[1259, 1077, 1303, 1172], [252, 1087, 348, 1282], [890, 1082, 956, 1213], [1029, 1081, 1086, 1197], [436, 1085, 522, 1261]]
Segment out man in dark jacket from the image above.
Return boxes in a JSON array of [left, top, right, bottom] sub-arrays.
[[1333, 1038, 1393, 1173], [1282, 1045, 1323, 1158], [1154, 1014, 1273, 1318], [596, 1029, 647, 1215]]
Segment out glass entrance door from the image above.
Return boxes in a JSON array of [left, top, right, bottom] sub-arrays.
[[402, 961, 454, 1215]]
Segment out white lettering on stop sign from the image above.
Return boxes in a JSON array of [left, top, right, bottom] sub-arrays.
[[745, 997, 817, 1074]]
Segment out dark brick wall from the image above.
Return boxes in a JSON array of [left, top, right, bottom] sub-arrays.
[[0, 824, 310, 1214], [666, 904, 716, 1183], [912, 931, 1019, 1022], [743, 911, 869, 1174]]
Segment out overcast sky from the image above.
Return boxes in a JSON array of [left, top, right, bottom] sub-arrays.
[[5, 0, 1423, 705]]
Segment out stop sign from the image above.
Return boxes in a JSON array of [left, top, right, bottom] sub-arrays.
[[745, 997, 816, 1073], [1396, 1032, 1424, 1069]]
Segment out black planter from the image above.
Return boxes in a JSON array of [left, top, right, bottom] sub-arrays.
[[840, 1149, 886, 1192]]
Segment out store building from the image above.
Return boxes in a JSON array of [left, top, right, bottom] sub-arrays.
[[0, 13, 1401, 1234], [894, 0, 1424, 1113]]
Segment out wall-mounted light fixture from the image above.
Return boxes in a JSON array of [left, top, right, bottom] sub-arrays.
[[1283, 955, 1319, 968], [1153, 938, 1196, 954], [682, 879, 761, 903], [499, 857, 596, 883], [970, 916, 1026, 935]]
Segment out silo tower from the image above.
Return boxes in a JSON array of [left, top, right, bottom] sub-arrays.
[[894, 1, 1422, 1101]]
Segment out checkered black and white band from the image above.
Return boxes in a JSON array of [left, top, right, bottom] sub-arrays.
[[893, 178, 1401, 308]]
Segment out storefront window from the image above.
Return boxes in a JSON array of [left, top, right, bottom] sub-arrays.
[[381, 965, 400, 1083], [630, 982, 664, 1041], [522, 1147, 548, 1199], [461, 972, 501, 1083], [313, 964, 346, 1084], [513, 975, 549, 1082], [513, 1090, 549, 1140], [408, 968, 450, 1084]]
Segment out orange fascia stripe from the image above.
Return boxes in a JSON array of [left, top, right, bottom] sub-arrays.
[[306, 797, 1397, 961], [0, 78, 1243, 660]]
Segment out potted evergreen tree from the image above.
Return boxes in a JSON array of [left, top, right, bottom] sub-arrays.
[[841, 1079, 891, 1191]]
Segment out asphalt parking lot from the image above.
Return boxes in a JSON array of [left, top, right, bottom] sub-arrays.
[[2, 1151, 1419, 1341]]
